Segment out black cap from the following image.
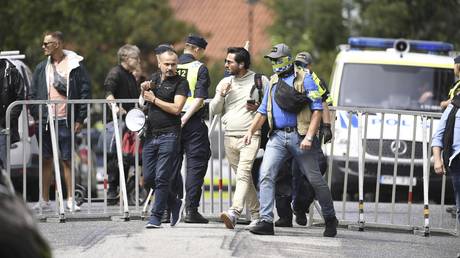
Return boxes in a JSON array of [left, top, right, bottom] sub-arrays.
[[455, 55, 460, 64], [186, 35, 208, 49], [154, 44, 174, 55], [295, 52, 313, 65]]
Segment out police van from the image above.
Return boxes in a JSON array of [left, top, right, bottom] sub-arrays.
[[327, 37, 455, 203]]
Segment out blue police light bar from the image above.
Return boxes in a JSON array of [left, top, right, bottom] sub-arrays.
[[348, 37, 453, 53]]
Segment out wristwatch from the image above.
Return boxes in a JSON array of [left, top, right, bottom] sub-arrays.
[[305, 135, 313, 142]]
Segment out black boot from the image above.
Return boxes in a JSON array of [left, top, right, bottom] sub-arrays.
[[275, 196, 292, 227], [294, 211, 307, 226], [323, 216, 338, 237], [275, 217, 292, 227], [161, 209, 171, 223], [250, 220, 274, 235], [184, 208, 209, 224]]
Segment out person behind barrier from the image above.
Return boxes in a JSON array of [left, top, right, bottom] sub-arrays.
[[210, 47, 269, 230], [0, 58, 24, 170], [432, 95, 460, 225], [169, 35, 211, 224], [274, 51, 332, 227], [30, 31, 91, 212], [140, 48, 189, 228], [440, 56, 460, 109], [101, 44, 141, 205], [243, 43, 338, 236], [0, 178, 52, 258]]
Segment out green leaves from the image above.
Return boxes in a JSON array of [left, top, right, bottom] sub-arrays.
[[0, 0, 194, 97]]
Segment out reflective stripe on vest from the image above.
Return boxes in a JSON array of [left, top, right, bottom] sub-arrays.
[[311, 71, 332, 104], [177, 60, 202, 111], [448, 80, 460, 100], [294, 65, 332, 105]]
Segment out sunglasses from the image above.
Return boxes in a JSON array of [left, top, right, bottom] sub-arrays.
[[294, 61, 308, 68], [42, 41, 56, 47]]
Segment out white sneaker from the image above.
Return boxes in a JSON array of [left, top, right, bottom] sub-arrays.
[[245, 219, 259, 230], [32, 201, 52, 212], [220, 211, 237, 229], [67, 198, 81, 212]]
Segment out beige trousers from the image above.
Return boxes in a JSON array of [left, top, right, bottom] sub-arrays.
[[224, 135, 260, 219]]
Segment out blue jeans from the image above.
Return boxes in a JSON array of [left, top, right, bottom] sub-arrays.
[[259, 130, 335, 222], [142, 132, 179, 219]]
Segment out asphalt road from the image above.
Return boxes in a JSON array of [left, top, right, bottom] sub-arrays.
[[38, 219, 459, 258]]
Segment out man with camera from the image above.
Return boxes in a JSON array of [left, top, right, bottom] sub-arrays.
[[210, 47, 269, 230]]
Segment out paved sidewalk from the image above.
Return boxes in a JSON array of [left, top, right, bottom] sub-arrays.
[[38, 220, 459, 258]]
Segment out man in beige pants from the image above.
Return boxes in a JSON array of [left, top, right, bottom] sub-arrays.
[[210, 47, 269, 229]]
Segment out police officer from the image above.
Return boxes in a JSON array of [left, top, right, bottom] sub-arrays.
[[440, 55, 460, 109], [171, 35, 211, 223]]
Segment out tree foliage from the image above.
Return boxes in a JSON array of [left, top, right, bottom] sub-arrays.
[[0, 0, 195, 97], [266, 0, 460, 88], [265, 0, 347, 83], [352, 0, 460, 45]]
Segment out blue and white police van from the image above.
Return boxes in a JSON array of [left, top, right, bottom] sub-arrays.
[[327, 37, 456, 203]]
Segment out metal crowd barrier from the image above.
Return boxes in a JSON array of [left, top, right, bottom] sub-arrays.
[[5, 99, 142, 221], [324, 106, 458, 236], [4, 99, 458, 236], [4, 98, 238, 222]]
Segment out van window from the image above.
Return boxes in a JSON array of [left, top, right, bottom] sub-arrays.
[[338, 63, 454, 112]]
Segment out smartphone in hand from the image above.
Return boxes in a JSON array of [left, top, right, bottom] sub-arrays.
[[247, 99, 256, 105]]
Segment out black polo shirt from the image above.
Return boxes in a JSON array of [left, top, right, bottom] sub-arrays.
[[146, 72, 189, 132], [104, 65, 139, 112]]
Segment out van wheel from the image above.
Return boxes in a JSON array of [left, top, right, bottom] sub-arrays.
[[75, 189, 85, 206]]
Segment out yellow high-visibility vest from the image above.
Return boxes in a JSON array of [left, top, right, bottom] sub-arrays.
[[177, 60, 203, 111]]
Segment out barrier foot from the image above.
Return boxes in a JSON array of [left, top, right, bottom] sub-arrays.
[[123, 211, 130, 222], [348, 221, 365, 231], [413, 227, 430, 237], [141, 211, 148, 221], [59, 213, 66, 223]]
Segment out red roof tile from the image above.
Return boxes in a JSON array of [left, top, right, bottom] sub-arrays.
[[169, 0, 273, 63]]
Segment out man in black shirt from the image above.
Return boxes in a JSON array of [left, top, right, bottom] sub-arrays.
[[102, 44, 141, 204], [140, 48, 189, 228]]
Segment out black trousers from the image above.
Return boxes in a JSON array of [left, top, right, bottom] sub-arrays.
[[275, 148, 328, 218], [107, 153, 130, 193], [171, 116, 211, 210]]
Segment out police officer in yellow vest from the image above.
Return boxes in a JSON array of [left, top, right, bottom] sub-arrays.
[[294, 52, 333, 143], [244, 43, 338, 237], [440, 55, 460, 109], [171, 35, 211, 223]]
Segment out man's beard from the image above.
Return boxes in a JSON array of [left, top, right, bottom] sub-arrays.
[[226, 68, 238, 76], [165, 70, 176, 77]]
